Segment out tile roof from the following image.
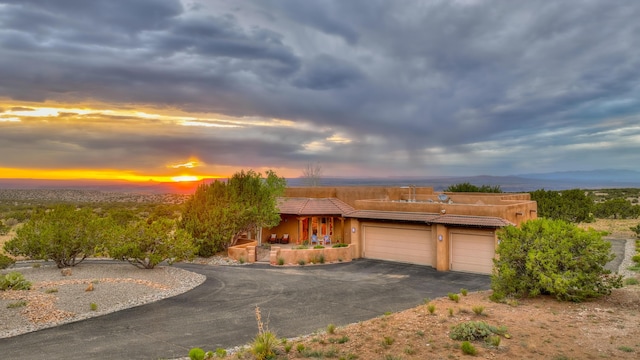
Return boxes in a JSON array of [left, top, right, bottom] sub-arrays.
[[346, 210, 513, 228], [277, 197, 355, 215], [346, 210, 439, 222], [429, 214, 514, 227]]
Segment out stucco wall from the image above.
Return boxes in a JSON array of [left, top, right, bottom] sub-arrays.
[[269, 245, 354, 265]]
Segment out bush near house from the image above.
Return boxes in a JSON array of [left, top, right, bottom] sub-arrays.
[[492, 218, 623, 302]]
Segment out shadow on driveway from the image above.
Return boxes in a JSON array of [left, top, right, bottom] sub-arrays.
[[0, 259, 490, 360]]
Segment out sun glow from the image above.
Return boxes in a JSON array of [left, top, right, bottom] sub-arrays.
[[171, 175, 200, 182]]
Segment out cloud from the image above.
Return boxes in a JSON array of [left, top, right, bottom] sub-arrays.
[[1, 0, 639, 177]]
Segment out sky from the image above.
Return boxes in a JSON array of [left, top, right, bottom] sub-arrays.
[[1, 0, 639, 182]]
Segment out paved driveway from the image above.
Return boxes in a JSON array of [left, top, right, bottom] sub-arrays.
[[0, 260, 490, 360]]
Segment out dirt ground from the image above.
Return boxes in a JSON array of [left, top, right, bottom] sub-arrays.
[[265, 286, 640, 360]]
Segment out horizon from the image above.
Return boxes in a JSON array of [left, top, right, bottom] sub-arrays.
[[1, 1, 639, 181]]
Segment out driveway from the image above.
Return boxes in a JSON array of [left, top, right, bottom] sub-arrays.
[[0, 259, 490, 360]]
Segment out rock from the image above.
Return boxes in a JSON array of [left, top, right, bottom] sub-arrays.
[[85, 283, 94, 292], [61, 268, 72, 276]]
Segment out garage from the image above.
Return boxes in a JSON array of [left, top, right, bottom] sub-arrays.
[[450, 230, 496, 274], [363, 224, 434, 266]]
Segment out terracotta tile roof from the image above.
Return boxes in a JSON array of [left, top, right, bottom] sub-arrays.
[[345, 210, 513, 228], [429, 214, 514, 227], [277, 197, 355, 215], [346, 210, 439, 222]]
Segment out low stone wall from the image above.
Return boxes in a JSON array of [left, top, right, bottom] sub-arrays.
[[228, 239, 258, 263], [269, 245, 354, 266]]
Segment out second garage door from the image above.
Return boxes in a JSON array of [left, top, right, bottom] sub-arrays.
[[450, 231, 496, 274], [363, 225, 433, 266]]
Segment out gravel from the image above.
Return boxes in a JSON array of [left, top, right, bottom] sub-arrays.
[[0, 260, 206, 339]]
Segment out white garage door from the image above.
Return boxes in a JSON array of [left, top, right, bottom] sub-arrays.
[[363, 225, 433, 266], [450, 232, 495, 274]]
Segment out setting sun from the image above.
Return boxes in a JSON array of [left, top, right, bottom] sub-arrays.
[[171, 175, 200, 182]]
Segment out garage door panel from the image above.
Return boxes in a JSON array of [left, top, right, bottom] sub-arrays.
[[364, 225, 433, 266], [451, 232, 495, 274]]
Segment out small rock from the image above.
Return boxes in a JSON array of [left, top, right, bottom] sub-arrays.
[[61, 268, 72, 276], [85, 283, 94, 292]]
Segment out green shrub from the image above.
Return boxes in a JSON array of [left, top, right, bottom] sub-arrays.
[[448, 292, 460, 302], [327, 323, 336, 334], [427, 304, 436, 314], [313, 245, 325, 249], [90, 303, 98, 311], [252, 306, 278, 360], [460, 341, 477, 355], [332, 243, 348, 248], [0, 253, 15, 269], [630, 224, 640, 238], [189, 347, 206, 360], [284, 343, 293, 353], [215, 348, 226, 358], [632, 254, 640, 263], [624, 278, 639, 286], [460, 288, 468, 296], [472, 306, 485, 316], [107, 218, 197, 269], [0, 272, 32, 291], [296, 343, 305, 353], [450, 321, 507, 341], [3, 205, 104, 268], [298, 259, 306, 266], [277, 257, 285, 266], [492, 219, 623, 302], [488, 335, 501, 347]]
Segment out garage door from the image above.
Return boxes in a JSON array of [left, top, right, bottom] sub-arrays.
[[363, 225, 433, 266], [450, 232, 495, 274]]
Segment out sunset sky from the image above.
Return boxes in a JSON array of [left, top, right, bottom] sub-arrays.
[[1, 0, 639, 182]]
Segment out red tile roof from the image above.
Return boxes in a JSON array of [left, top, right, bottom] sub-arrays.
[[429, 214, 514, 227], [346, 210, 439, 222], [277, 197, 355, 215]]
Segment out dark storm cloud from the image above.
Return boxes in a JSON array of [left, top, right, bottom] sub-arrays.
[[1, 0, 639, 175]]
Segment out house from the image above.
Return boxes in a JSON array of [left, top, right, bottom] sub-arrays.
[[263, 186, 537, 274]]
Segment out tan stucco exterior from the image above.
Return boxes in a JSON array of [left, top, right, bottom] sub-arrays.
[[262, 186, 537, 273]]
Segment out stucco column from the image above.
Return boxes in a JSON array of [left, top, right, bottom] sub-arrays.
[[435, 224, 449, 271]]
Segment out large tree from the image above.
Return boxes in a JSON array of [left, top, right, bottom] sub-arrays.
[[180, 170, 286, 256], [301, 162, 323, 187]]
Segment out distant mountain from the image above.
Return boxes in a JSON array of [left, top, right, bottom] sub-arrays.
[[517, 169, 640, 183], [1, 169, 638, 194]]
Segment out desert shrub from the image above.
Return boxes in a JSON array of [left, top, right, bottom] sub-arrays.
[[189, 347, 206, 360], [327, 323, 336, 334], [492, 219, 623, 302], [90, 303, 98, 311], [427, 304, 436, 314], [0, 222, 9, 235], [630, 224, 640, 238], [0, 253, 15, 269], [252, 306, 278, 360], [277, 257, 285, 266], [3, 205, 108, 268], [7, 300, 28, 308], [298, 259, 306, 266], [623, 278, 639, 286], [448, 292, 460, 302], [632, 254, 640, 264], [460, 341, 477, 355], [450, 321, 507, 341], [0, 271, 32, 291], [472, 306, 485, 316], [460, 288, 468, 296], [107, 218, 197, 269], [488, 335, 501, 347]]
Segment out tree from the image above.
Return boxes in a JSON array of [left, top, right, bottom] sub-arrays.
[[301, 162, 323, 187], [445, 182, 502, 193], [107, 218, 196, 269], [181, 170, 287, 256], [594, 198, 638, 219], [530, 189, 594, 223], [491, 218, 622, 302], [4, 205, 108, 268]]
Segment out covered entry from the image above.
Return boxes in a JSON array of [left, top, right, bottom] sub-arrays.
[[450, 230, 496, 274], [363, 224, 434, 266]]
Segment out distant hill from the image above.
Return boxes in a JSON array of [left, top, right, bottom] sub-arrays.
[[0, 169, 638, 194]]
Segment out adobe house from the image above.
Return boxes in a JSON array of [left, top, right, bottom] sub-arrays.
[[263, 186, 537, 274]]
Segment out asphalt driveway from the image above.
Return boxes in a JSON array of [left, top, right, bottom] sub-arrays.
[[0, 259, 490, 360]]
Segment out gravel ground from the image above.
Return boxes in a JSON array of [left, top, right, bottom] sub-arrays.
[[0, 260, 206, 339]]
